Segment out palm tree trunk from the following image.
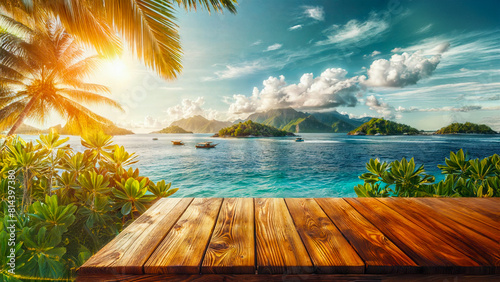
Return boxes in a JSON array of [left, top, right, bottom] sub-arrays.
[[8, 97, 37, 135]]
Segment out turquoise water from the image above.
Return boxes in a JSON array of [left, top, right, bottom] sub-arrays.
[[21, 133, 500, 197]]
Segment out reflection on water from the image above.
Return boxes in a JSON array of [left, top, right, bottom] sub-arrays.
[[21, 133, 500, 198]]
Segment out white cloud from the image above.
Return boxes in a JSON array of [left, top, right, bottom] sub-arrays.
[[289, 25, 303, 31], [417, 24, 433, 34], [264, 43, 283, 52], [144, 116, 164, 128], [303, 6, 324, 21], [316, 15, 389, 46], [164, 97, 223, 123], [251, 40, 262, 46], [203, 61, 264, 81], [364, 50, 381, 58], [391, 47, 402, 53], [227, 68, 365, 119], [365, 95, 398, 119], [365, 46, 448, 87]]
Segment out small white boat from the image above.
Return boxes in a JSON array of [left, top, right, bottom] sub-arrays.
[[152, 138, 158, 140]]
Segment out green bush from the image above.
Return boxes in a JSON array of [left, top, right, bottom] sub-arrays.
[[354, 149, 500, 197], [0, 132, 178, 280]]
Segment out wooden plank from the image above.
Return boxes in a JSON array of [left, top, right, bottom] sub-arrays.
[[144, 198, 223, 274], [378, 198, 499, 270], [414, 198, 500, 242], [255, 198, 314, 274], [78, 198, 193, 275], [201, 198, 255, 274], [346, 198, 485, 274], [284, 198, 364, 274], [437, 198, 500, 223], [315, 198, 419, 274]]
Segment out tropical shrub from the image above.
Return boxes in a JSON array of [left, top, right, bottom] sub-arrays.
[[355, 149, 500, 197], [0, 132, 178, 281]]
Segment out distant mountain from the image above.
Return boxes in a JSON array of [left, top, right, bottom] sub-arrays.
[[435, 122, 497, 134], [152, 125, 193, 134], [243, 108, 372, 133], [15, 124, 45, 134], [348, 118, 420, 135], [170, 115, 232, 133]]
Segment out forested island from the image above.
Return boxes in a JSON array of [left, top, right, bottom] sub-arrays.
[[434, 122, 497, 134], [152, 125, 193, 134], [215, 120, 295, 137], [348, 118, 420, 135]]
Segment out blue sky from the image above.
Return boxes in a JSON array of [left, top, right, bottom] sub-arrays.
[[86, 0, 500, 133]]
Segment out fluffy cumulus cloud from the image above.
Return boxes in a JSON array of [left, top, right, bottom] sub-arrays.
[[303, 6, 324, 21], [365, 95, 398, 119], [165, 97, 221, 123], [364, 50, 381, 58], [227, 68, 365, 118], [365, 47, 448, 87]]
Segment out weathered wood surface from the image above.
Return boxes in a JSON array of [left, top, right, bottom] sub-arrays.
[[144, 198, 223, 274], [255, 198, 314, 274], [285, 198, 364, 274], [78, 198, 500, 279], [315, 198, 419, 274], [78, 198, 193, 274], [201, 198, 255, 274]]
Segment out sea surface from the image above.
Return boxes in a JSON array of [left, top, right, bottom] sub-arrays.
[[21, 133, 500, 197]]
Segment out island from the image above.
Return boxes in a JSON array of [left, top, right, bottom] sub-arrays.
[[435, 122, 497, 134], [347, 118, 420, 135], [214, 120, 295, 137], [151, 125, 193, 134]]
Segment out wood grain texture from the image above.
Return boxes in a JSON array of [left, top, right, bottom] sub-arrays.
[[431, 198, 500, 228], [78, 198, 193, 275], [413, 198, 500, 242], [76, 274, 500, 282], [346, 198, 486, 274], [378, 198, 499, 270], [255, 198, 314, 274], [315, 198, 419, 274], [285, 198, 364, 274], [201, 198, 255, 274], [144, 198, 223, 274]]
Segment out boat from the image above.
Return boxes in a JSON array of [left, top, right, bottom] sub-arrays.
[[152, 138, 158, 140], [295, 137, 304, 142], [195, 141, 218, 149], [171, 140, 184, 145]]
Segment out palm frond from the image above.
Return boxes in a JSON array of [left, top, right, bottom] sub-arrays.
[[0, 100, 25, 130], [57, 88, 123, 111], [174, 0, 238, 14]]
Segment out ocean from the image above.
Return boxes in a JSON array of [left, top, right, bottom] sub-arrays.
[[21, 133, 500, 198]]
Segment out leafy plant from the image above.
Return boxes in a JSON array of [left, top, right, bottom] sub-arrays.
[[0, 133, 179, 280], [355, 149, 500, 197]]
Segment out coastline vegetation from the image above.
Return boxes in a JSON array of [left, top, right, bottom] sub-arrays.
[[217, 120, 294, 137], [348, 118, 420, 135], [435, 122, 497, 134], [355, 149, 500, 197], [0, 132, 178, 281]]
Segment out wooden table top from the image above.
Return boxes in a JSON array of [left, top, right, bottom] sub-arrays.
[[77, 197, 500, 280]]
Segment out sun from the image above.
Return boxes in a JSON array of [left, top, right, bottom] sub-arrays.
[[103, 58, 128, 79]]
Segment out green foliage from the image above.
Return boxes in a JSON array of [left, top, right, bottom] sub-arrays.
[[348, 118, 420, 135], [355, 149, 500, 197], [435, 122, 497, 134], [218, 120, 291, 137], [153, 125, 193, 133], [0, 133, 178, 280]]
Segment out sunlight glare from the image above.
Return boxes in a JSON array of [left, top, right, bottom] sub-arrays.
[[103, 58, 128, 79]]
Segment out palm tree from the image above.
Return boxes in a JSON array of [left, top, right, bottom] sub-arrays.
[[0, 18, 122, 135], [0, 0, 237, 80]]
